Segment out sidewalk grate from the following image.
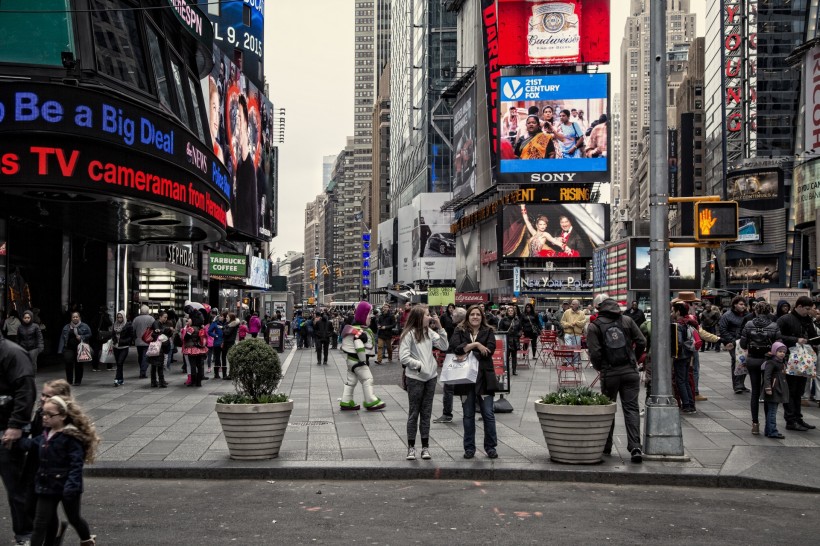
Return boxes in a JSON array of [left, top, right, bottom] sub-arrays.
[[289, 421, 333, 427]]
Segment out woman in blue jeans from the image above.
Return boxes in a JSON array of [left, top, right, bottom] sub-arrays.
[[110, 311, 134, 387], [448, 305, 499, 459]]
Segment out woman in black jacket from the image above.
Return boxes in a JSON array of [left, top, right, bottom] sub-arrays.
[[497, 305, 522, 375], [17, 310, 44, 372], [448, 305, 499, 459], [111, 311, 134, 387], [521, 303, 541, 358]]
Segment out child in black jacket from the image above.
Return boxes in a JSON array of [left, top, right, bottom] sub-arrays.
[[763, 342, 789, 439]]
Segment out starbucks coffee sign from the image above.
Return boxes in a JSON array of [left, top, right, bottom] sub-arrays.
[[209, 253, 248, 279]]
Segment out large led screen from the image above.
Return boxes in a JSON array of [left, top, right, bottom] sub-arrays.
[[496, 0, 611, 66], [204, 50, 275, 240], [452, 82, 476, 201], [498, 73, 609, 184], [377, 218, 395, 288], [501, 203, 607, 259], [726, 170, 780, 202], [725, 257, 780, 286], [629, 238, 702, 291]]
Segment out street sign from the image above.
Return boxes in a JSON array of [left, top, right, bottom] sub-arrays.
[[513, 266, 521, 297], [694, 201, 739, 241]]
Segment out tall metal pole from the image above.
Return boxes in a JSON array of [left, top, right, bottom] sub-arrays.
[[643, 0, 686, 459]]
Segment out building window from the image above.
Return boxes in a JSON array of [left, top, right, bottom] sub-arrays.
[[243, 4, 252, 26], [0, 0, 74, 66], [91, 0, 150, 91], [145, 25, 172, 110]]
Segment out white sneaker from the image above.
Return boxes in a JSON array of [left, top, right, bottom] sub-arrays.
[[420, 447, 431, 460], [406, 447, 416, 460]]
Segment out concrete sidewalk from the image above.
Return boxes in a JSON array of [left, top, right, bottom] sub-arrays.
[[35, 343, 820, 491]]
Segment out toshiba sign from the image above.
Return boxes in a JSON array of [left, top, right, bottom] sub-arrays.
[[805, 44, 820, 152]]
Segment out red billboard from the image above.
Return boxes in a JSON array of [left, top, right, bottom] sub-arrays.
[[497, 0, 610, 66]]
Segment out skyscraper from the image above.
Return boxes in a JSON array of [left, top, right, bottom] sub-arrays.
[[619, 0, 696, 221]]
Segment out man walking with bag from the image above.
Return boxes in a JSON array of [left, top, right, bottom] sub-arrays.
[[586, 296, 646, 463], [776, 296, 817, 432]]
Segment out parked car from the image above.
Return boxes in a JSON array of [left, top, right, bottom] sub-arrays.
[[426, 232, 455, 256]]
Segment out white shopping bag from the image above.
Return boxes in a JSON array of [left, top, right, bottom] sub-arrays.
[[99, 340, 114, 365], [439, 353, 479, 385]]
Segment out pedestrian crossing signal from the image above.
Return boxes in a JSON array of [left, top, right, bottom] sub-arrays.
[[694, 201, 738, 241]]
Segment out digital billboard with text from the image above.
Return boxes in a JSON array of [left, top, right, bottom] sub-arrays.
[[498, 73, 608, 184], [501, 203, 607, 259], [452, 82, 476, 201], [497, 0, 610, 66]]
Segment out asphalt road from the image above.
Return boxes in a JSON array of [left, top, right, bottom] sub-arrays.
[[8, 479, 816, 544]]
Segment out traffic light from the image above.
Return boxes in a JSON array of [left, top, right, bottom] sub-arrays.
[[310, 268, 316, 280], [694, 201, 738, 241]]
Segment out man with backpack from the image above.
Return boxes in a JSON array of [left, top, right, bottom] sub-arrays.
[[587, 297, 646, 463], [739, 301, 781, 435]]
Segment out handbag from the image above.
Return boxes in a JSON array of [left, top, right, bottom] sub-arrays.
[[99, 339, 114, 365], [785, 343, 818, 377], [734, 347, 748, 376], [76, 341, 93, 363], [440, 352, 479, 385], [141, 327, 154, 344], [146, 339, 162, 357]]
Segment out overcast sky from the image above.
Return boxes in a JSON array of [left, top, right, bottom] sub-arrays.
[[264, 1, 707, 261]]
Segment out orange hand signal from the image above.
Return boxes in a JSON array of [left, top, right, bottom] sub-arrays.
[[699, 208, 718, 235]]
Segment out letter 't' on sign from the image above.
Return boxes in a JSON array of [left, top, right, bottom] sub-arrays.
[[694, 201, 739, 241]]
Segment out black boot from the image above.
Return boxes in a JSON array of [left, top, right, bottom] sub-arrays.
[[158, 366, 167, 387]]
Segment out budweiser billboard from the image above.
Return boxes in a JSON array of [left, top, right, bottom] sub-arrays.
[[455, 293, 490, 304], [497, 0, 610, 66]]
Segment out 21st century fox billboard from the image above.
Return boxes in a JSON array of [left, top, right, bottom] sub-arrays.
[[496, 0, 611, 66], [498, 73, 609, 184]]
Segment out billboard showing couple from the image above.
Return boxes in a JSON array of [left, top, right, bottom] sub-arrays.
[[204, 51, 275, 240], [501, 203, 607, 259]]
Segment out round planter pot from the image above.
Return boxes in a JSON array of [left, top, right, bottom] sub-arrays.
[[533, 401, 617, 464], [216, 400, 294, 460]]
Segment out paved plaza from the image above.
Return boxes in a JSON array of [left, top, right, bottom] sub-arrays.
[[35, 344, 820, 491]]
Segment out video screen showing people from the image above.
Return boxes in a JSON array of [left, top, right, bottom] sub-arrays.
[[630, 242, 701, 290], [501, 204, 606, 259], [498, 74, 609, 182]]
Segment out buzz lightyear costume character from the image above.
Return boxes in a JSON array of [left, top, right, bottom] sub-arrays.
[[339, 301, 387, 411]]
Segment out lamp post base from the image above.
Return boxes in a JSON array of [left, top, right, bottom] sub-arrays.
[[644, 397, 686, 457]]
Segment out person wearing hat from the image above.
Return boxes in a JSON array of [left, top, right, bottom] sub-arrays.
[[587, 297, 646, 463]]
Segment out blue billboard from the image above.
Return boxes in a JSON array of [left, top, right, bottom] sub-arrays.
[[207, 1, 265, 90], [498, 73, 609, 184]]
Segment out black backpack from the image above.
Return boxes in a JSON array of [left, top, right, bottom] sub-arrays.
[[596, 318, 632, 370], [747, 324, 771, 358]]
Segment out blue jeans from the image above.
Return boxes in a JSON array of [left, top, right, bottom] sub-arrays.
[[0, 436, 32, 541], [442, 383, 454, 418], [136, 345, 148, 376], [692, 350, 700, 394], [564, 334, 582, 365], [673, 358, 694, 409], [461, 390, 497, 453], [764, 402, 780, 437]]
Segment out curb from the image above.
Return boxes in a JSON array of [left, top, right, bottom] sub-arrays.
[[84, 462, 820, 494]]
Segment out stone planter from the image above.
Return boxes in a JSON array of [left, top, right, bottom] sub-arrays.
[[534, 401, 617, 464], [216, 400, 294, 460]]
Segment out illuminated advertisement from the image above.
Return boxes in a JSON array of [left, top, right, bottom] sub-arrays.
[[805, 44, 820, 152], [498, 74, 609, 184], [452, 82, 476, 201], [208, 0, 265, 89], [501, 203, 607, 259], [205, 50, 275, 240], [629, 238, 701, 291], [793, 161, 820, 225], [726, 170, 780, 202], [413, 193, 455, 281], [737, 216, 763, 243], [456, 229, 480, 293], [496, 0, 610, 66], [397, 204, 416, 281], [377, 218, 395, 288], [592, 241, 628, 308], [247, 256, 269, 288], [725, 256, 781, 286], [209, 252, 247, 279], [0, 83, 230, 225]]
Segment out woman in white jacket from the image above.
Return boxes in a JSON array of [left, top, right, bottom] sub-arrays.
[[400, 305, 449, 461]]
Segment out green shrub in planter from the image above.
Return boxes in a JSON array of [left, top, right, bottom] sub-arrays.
[[217, 339, 287, 404], [539, 386, 611, 406]]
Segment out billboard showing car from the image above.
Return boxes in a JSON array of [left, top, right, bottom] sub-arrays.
[[498, 73, 609, 184], [496, 0, 611, 66], [500, 203, 607, 259], [414, 193, 455, 281]]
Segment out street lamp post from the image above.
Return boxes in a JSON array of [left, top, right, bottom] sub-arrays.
[[644, 0, 687, 460]]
